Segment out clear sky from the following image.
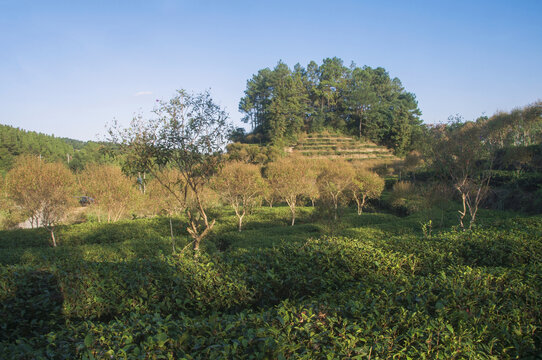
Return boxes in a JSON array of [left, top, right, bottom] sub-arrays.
[[1, 0, 541, 141]]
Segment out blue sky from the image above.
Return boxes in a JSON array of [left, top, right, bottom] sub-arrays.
[[1, 0, 541, 140]]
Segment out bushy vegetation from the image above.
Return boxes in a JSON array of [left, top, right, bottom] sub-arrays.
[[0, 124, 118, 174], [239, 58, 422, 155], [1, 206, 541, 358]]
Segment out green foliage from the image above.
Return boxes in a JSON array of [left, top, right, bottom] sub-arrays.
[[0, 208, 541, 358], [226, 142, 282, 164], [239, 58, 422, 153], [68, 142, 120, 172], [386, 181, 427, 215], [0, 124, 73, 172], [0, 217, 188, 253], [0, 124, 118, 174]]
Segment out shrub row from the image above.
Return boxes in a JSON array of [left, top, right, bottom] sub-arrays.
[[0, 217, 184, 249], [1, 213, 541, 358], [2, 262, 540, 359]]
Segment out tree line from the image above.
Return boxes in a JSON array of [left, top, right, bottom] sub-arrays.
[[0, 124, 73, 172], [239, 57, 422, 155], [1, 86, 540, 252], [0, 154, 385, 249], [0, 124, 118, 174]]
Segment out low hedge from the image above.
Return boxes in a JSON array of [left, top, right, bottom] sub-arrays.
[[0, 212, 541, 358]]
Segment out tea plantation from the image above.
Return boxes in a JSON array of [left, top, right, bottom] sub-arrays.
[[1, 207, 541, 359]]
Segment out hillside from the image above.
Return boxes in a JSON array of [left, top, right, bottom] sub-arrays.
[[290, 133, 399, 162], [0, 124, 118, 173], [240, 58, 422, 155], [0, 124, 74, 172]]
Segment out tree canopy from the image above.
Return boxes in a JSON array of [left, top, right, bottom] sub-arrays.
[[110, 90, 233, 252], [239, 58, 422, 154], [0, 124, 118, 174]]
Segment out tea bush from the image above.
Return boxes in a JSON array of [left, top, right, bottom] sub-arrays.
[[1, 207, 541, 358], [0, 217, 183, 249]]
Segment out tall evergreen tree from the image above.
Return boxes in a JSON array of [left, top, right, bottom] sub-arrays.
[[239, 58, 422, 153]]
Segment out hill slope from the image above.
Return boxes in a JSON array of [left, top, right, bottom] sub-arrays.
[[0, 124, 75, 172], [290, 133, 398, 162], [0, 124, 117, 173]]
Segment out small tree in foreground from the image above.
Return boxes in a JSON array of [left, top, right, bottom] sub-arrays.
[[111, 90, 232, 252], [213, 162, 264, 231], [350, 167, 385, 215], [266, 157, 311, 226], [8, 156, 75, 246], [317, 160, 354, 220], [431, 120, 493, 229]]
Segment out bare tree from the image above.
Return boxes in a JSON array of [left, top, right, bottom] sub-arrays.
[[431, 120, 493, 230]]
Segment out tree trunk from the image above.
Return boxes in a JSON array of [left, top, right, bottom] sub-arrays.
[[355, 195, 366, 215], [238, 213, 244, 232], [50, 229, 57, 247], [356, 199, 362, 215], [286, 198, 296, 226], [170, 217, 175, 254], [467, 182, 487, 230], [187, 218, 215, 253], [194, 237, 201, 252], [457, 191, 467, 230], [185, 186, 216, 254], [143, 172, 146, 194]]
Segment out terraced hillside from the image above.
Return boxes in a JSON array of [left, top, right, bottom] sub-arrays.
[[291, 133, 398, 162]]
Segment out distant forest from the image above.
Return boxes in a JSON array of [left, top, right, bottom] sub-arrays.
[[0, 124, 115, 174]]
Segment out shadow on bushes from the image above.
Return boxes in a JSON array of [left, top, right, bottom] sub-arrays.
[[0, 269, 64, 342]]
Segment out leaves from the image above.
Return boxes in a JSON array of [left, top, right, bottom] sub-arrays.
[[0, 210, 541, 358], [239, 58, 422, 153]]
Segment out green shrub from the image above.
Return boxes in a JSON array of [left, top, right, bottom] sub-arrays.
[[1, 209, 541, 358], [0, 217, 183, 249]]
